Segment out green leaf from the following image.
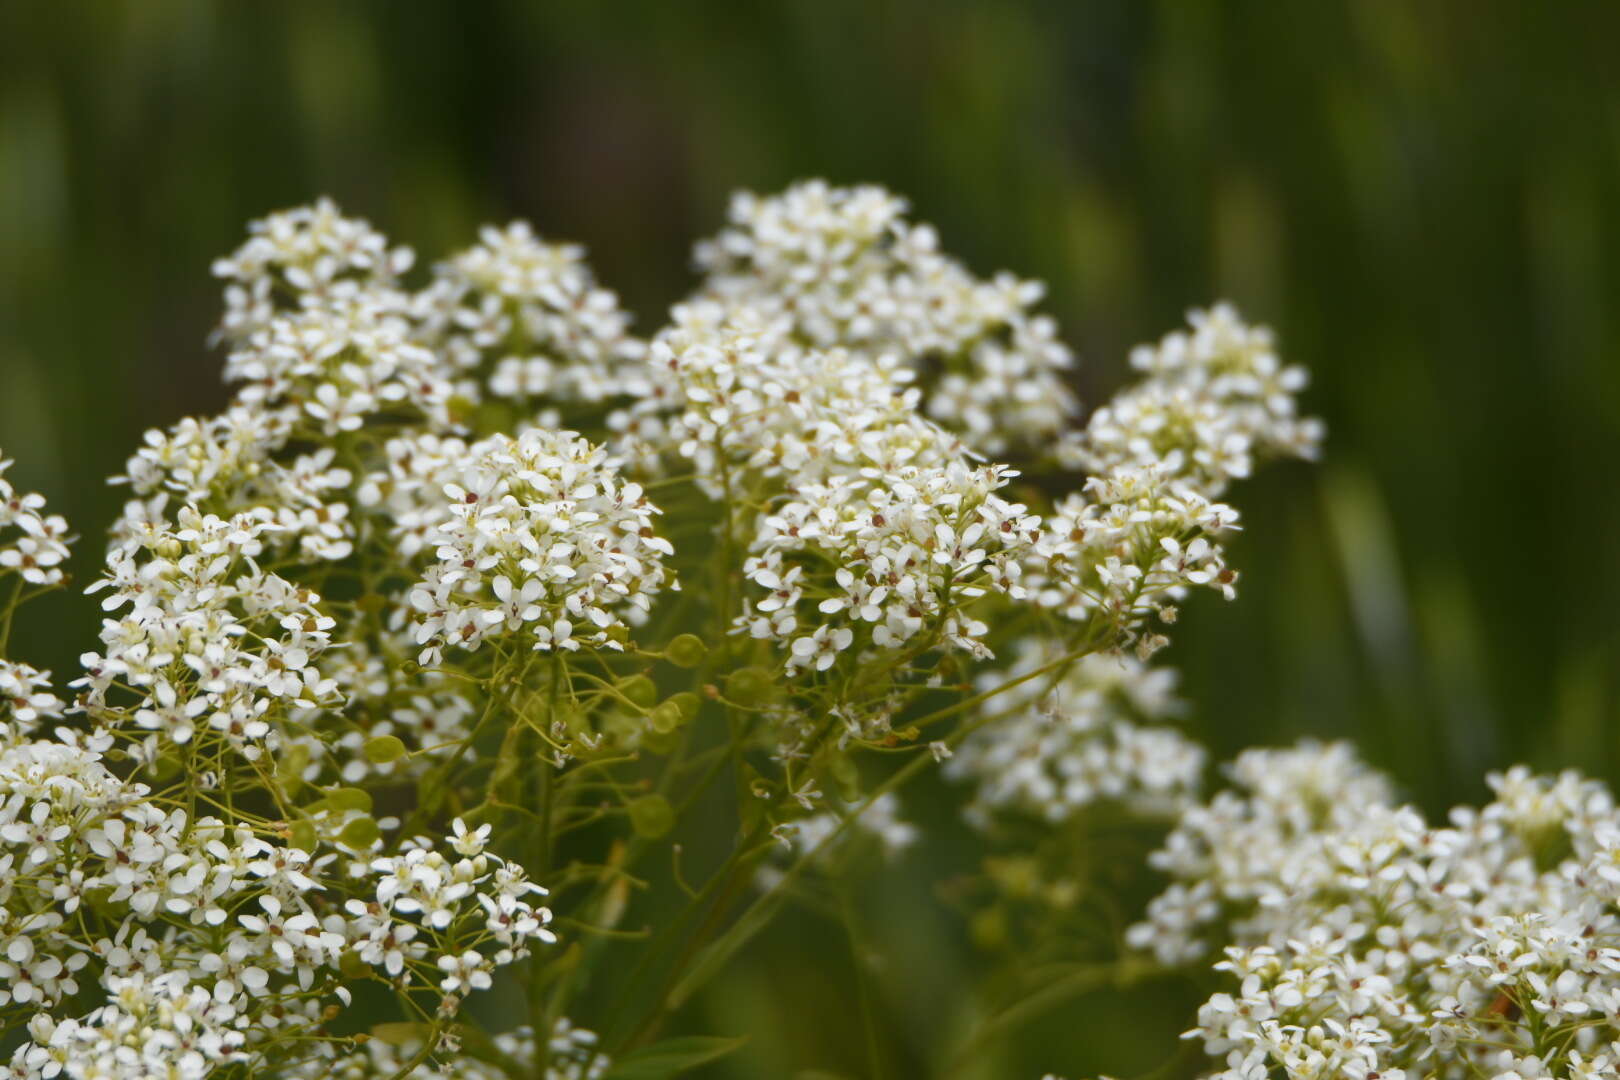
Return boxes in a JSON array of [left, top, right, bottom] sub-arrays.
[[667, 886, 783, 1009], [601, 1035, 748, 1080]]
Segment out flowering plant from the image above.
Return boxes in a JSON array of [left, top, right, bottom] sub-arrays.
[[32, 179, 1585, 1080]]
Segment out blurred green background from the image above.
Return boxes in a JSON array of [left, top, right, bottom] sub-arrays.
[[2, 3, 1619, 1076]]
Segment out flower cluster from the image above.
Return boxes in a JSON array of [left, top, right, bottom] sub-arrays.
[[114, 406, 357, 562], [642, 310, 1038, 678], [0, 660, 64, 740], [1132, 742, 1620, 1080], [211, 197, 415, 346], [210, 200, 459, 436], [77, 507, 341, 761], [645, 304, 963, 494], [14, 972, 252, 1079], [0, 185, 1341, 1079], [946, 646, 1202, 826], [1059, 303, 1322, 494], [745, 461, 1038, 670], [407, 428, 674, 664], [0, 732, 349, 1076], [363, 819, 556, 1002], [0, 775, 553, 1078], [691, 180, 1078, 454], [0, 455, 72, 589], [415, 220, 647, 416], [1027, 464, 1241, 656]]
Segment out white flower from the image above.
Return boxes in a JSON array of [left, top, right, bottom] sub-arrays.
[[788, 625, 854, 673], [450, 818, 491, 857]]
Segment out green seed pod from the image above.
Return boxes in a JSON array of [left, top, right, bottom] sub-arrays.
[[665, 633, 706, 668], [648, 700, 684, 734], [289, 819, 318, 854], [628, 793, 675, 839], [339, 816, 381, 850], [724, 666, 776, 706], [363, 735, 407, 764], [617, 674, 658, 709], [327, 786, 374, 814], [668, 691, 700, 723]]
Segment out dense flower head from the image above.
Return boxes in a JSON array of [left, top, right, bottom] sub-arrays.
[[77, 505, 342, 761], [0, 788, 554, 1078], [414, 220, 647, 412], [1059, 303, 1322, 495], [640, 304, 965, 494], [743, 461, 1040, 670], [0, 455, 73, 590], [1133, 742, 1620, 1080], [13, 971, 252, 1079], [691, 179, 1078, 455], [224, 290, 457, 434], [946, 645, 1202, 826], [113, 406, 357, 562], [0, 734, 346, 1067], [211, 197, 414, 347], [1027, 463, 1241, 657], [408, 428, 674, 664]]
